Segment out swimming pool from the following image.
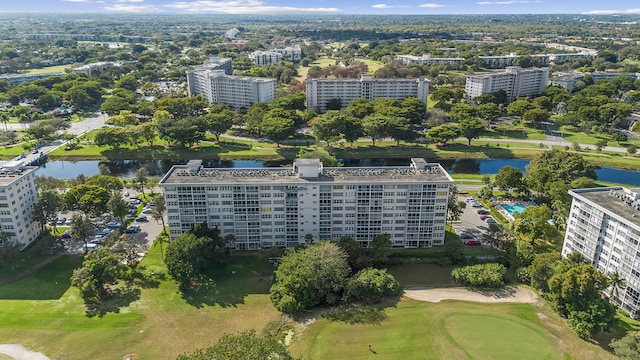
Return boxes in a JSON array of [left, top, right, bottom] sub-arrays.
[[501, 203, 528, 217]]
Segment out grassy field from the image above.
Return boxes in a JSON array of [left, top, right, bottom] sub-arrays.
[[0, 237, 623, 360], [289, 299, 614, 360], [24, 64, 75, 74], [0, 241, 283, 359]]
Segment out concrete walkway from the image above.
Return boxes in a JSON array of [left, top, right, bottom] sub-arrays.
[[0, 344, 50, 360]]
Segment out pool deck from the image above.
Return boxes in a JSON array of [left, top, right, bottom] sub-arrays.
[[494, 201, 534, 221]]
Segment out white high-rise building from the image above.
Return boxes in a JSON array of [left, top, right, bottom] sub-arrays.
[[249, 45, 302, 65], [306, 74, 429, 113], [159, 158, 453, 250], [186, 69, 277, 111], [562, 187, 640, 317], [249, 51, 282, 66], [464, 66, 549, 104], [397, 54, 465, 66], [0, 162, 41, 248]]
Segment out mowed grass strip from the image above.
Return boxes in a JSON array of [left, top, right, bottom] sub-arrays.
[[290, 298, 614, 360]]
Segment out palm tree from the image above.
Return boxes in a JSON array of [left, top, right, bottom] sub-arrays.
[[609, 271, 627, 305]]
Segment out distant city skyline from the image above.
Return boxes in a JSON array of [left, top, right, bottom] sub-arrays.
[[1, 0, 640, 15]]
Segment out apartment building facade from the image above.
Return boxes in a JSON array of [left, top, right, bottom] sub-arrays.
[[249, 45, 302, 65], [0, 72, 65, 86], [71, 61, 121, 76], [306, 74, 429, 112], [562, 187, 640, 318], [397, 54, 465, 66], [0, 162, 41, 249], [465, 66, 549, 104], [159, 158, 453, 250], [186, 68, 276, 111]]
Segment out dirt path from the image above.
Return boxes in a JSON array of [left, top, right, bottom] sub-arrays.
[[0, 344, 50, 360], [404, 286, 538, 304], [0, 255, 60, 287]]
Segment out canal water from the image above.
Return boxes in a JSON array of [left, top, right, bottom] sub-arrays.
[[32, 158, 640, 186]]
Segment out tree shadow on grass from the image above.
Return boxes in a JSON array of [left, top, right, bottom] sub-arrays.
[[320, 297, 401, 325], [84, 267, 162, 317], [85, 286, 141, 317], [180, 277, 249, 309]]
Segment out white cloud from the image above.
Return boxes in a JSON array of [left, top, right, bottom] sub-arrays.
[[116, 0, 145, 3], [419, 3, 445, 8], [164, 1, 341, 14], [372, 4, 407, 9], [62, 0, 88, 3], [477, 1, 541, 5], [103, 4, 161, 12], [583, 8, 640, 15]]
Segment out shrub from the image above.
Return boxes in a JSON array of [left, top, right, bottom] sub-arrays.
[[451, 263, 507, 288], [344, 268, 402, 304]]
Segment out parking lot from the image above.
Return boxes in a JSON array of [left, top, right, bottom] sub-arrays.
[[452, 196, 498, 247], [49, 188, 166, 255]]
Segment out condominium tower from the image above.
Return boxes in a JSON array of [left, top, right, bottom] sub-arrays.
[[562, 187, 640, 317], [306, 74, 429, 112], [464, 66, 550, 104], [186, 68, 277, 111], [0, 161, 41, 248], [159, 158, 453, 250]]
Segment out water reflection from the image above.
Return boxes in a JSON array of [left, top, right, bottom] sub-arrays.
[[33, 158, 640, 186]]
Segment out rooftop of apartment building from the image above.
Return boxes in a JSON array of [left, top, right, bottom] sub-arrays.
[[306, 74, 428, 83], [571, 187, 640, 229], [160, 158, 453, 185], [0, 162, 37, 186]]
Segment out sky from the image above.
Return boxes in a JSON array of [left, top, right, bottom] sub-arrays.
[[1, 0, 640, 15]]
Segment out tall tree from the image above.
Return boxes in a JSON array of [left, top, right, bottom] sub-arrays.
[[270, 241, 350, 313], [311, 111, 343, 147], [427, 124, 459, 145], [458, 117, 485, 145], [362, 114, 390, 146], [64, 184, 111, 217], [71, 213, 95, 249], [204, 104, 236, 142], [107, 195, 128, 224], [134, 168, 149, 196], [259, 114, 295, 147], [151, 194, 167, 258]]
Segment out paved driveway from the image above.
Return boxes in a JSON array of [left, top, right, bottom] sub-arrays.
[[452, 196, 494, 245]]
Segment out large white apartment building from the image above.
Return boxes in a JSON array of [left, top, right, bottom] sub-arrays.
[[159, 158, 453, 250], [0, 161, 41, 249], [465, 66, 549, 104], [71, 61, 122, 76], [186, 68, 276, 111], [397, 54, 465, 66], [306, 74, 429, 112], [0, 72, 65, 86], [249, 45, 302, 65], [562, 187, 640, 318]]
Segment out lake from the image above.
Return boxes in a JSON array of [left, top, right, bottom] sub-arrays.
[[33, 158, 640, 186]]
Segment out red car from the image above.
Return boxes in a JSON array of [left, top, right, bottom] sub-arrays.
[[480, 215, 492, 220], [464, 240, 481, 246]]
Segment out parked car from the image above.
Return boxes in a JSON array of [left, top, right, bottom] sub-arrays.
[[125, 225, 141, 234], [59, 229, 72, 239], [135, 216, 149, 222], [106, 221, 122, 228], [470, 202, 482, 208], [142, 207, 152, 214], [464, 240, 481, 246], [123, 191, 130, 197], [56, 217, 67, 225], [65, 218, 73, 225], [460, 232, 474, 239], [83, 243, 99, 251], [476, 209, 489, 215], [485, 217, 497, 224], [480, 215, 492, 220]]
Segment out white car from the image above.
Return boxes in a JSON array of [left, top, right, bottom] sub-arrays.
[[142, 207, 152, 214]]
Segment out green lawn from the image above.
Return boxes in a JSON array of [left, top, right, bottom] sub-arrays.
[[23, 64, 76, 74], [289, 299, 614, 360], [0, 240, 283, 359]]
